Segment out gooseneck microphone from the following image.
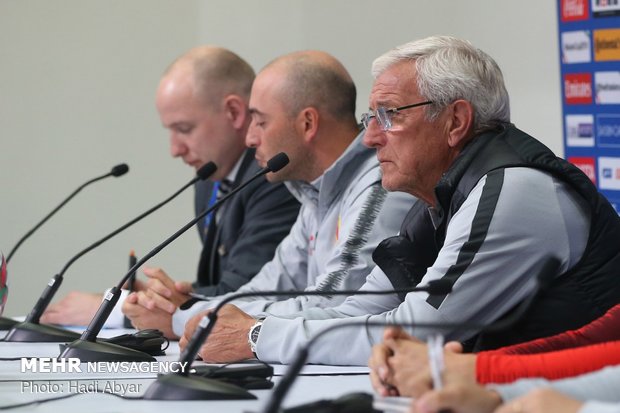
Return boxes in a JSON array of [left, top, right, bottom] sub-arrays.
[[58, 153, 289, 364], [0, 164, 129, 331], [139, 279, 452, 401], [4, 162, 216, 343], [6, 163, 129, 264], [262, 258, 560, 413]]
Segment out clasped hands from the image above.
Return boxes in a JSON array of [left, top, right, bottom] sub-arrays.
[[368, 327, 582, 413], [121, 266, 257, 362], [122, 266, 193, 338]]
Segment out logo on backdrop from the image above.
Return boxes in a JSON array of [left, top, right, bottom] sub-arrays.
[[569, 156, 597, 184], [565, 73, 593, 104], [562, 0, 589, 21], [597, 114, 620, 147], [592, 0, 620, 18], [593, 29, 620, 61], [566, 114, 595, 147], [595, 71, 620, 104], [598, 157, 620, 190], [562, 31, 592, 63]]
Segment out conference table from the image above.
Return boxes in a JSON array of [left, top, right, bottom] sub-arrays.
[[0, 328, 389, 413]]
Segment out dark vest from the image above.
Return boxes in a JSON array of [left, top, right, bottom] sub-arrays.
[[374, 124, 620, 351]]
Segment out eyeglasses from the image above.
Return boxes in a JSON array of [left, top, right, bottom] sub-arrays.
[[361, 101, 433, 131]]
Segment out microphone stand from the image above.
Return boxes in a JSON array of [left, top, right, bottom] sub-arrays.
[[58, 153, 289, 364], [1, 164, 129, 331], [4, 163, 216, 343]]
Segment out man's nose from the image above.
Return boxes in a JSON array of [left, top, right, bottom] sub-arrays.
[[169, 134, 187, 157]]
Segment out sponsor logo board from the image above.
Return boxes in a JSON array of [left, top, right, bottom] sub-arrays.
[[566, 114, 595, 146], [597, 114, 620, 147], [593, 29, 620, 61], [562, 31, 592, 63], [565, 73, 593, 104], [562, 0, 589, 21], [595, 71, 620, 104], [592, 0, 620, 17], [598, 156, 620, 190]]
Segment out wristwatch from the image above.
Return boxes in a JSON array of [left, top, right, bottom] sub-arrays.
[[248, 318, 264, 359]]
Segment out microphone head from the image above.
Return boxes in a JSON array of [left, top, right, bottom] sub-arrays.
[[111, 163, 129, 177], [196, 162, 217, 181], [426, 278, 453, 295], [266, 153, 289, 173]]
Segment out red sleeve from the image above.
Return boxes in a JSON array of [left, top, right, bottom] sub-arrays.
[[476, 340, 620, 384], [484, 303, 620, 355]]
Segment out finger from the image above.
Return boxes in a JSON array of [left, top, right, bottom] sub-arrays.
[[135, 291, 156, 310], [122, 299, 141, 317], [148, 292, 177, 314], [369, 344, 393, 382], [179, 335, 188, 351], [143, 267, 170, 282], [369, 370, 399, 397], [175, 281, 193, 294], [369, 369, 389, 396], [383, 326, 406, 340], [147, 278, 172, 298], [444, 341, 463, 353], [125, 292, 139, 304]]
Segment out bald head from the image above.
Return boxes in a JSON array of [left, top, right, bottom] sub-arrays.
[[157, 46, 254, 179], [163, 46, 255, 108], [261, 50, 357, 123]]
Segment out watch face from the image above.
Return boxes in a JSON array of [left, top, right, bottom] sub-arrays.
[[251, 324, 262, 343]]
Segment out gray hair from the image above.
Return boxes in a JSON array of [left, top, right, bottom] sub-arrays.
[[372, 36, 510, 133]]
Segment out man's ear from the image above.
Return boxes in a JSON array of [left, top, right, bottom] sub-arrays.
[[296, 107, 320, 143], [447, 100, 474, 148], [224, 95, 247, 130]]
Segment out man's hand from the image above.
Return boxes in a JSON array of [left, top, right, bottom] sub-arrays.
[[179, 304, 256, 363], [389, 339, 475, 398], [137, 267, 193, 314], [369, 327, 415, 396], [41, 291, 103, 326], [369, 327, 476, 398], [122, 292, 177, 339]]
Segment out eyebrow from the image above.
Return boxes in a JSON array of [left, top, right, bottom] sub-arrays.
[[167, 121, 192, 128], [249, 108, 264, 116]]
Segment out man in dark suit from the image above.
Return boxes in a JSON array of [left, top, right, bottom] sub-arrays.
[[41, 47, 299, 336], [192, 149, 299, 297]]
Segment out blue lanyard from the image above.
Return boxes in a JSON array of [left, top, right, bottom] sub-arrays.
[[204, 181, 220, 234]]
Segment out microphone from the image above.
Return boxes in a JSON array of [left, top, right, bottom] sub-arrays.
[[0, 164, 129, 331], [4, 162, 216, 343], [57, 153, 289, 363], [262, 258, 560, 413], [139, 279, 452, 400]]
